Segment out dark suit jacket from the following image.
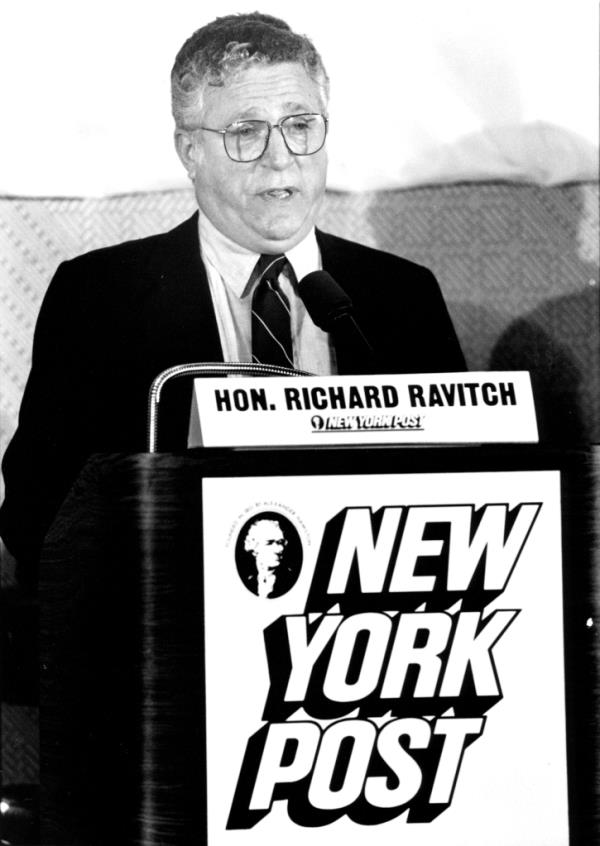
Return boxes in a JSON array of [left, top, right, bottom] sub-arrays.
[[0, 213, 464, 578]]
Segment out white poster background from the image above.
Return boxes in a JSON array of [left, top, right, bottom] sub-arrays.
[[202, 470, 568, 846]]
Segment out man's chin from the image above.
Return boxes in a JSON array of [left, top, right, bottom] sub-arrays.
[[253, 216, 312, 252]]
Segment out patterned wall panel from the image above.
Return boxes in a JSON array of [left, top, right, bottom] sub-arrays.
[[319, 183, 599, 442], [1, 182, 598, 457], [0, 181, 598, 788]]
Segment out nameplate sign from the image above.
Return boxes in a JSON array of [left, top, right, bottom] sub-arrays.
[[188, 372, 538, 448]]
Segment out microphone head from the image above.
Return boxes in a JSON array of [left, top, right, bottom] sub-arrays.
[[298, 270, 353, 331]]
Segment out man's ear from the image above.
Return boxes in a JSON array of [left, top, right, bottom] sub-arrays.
[[174, 129, 199, 179]]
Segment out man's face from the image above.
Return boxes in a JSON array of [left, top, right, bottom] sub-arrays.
[[179, 62, 328, 253], [250, 521, 286, 572]]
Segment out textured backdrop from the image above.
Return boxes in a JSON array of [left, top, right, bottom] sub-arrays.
[[0, 180, 599, 787], [1, 181, 598, 453]]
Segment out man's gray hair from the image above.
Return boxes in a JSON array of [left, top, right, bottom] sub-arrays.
[[171, 12, 329, 130]]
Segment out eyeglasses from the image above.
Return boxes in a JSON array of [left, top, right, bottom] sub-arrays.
[[197, 113, 328, 163]]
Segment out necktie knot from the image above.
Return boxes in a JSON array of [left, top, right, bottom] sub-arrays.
[[251, 253, 294, 368], [250, 253, 288, 287]]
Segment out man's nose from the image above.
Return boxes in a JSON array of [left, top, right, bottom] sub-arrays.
[[261, 125, 294, 169]]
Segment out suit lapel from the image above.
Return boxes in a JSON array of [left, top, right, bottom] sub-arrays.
[[135, 213, 224, 448], [142, 212, 224, 369], [142, 221, 368, 376]]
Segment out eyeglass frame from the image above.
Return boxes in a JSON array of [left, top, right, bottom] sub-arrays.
[[195, 113, 329, 163]]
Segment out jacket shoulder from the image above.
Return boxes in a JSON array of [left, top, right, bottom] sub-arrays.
[[33, 213, 200, 329], [62, 213, 199, 273], [316, 229, 432, 278]]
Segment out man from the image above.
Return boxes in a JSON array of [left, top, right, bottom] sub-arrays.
[[241, 518, 297, 598], [0, 12, 464, 583]]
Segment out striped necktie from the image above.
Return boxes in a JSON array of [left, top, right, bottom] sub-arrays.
[[251, 254, 294, 368]]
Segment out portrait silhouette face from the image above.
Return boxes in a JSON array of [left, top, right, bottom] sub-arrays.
[[244, 519, 287, 576], [236, 512, 302, 599]]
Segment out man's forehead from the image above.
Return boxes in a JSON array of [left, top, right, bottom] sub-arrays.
[[202, 62, 323, 119]]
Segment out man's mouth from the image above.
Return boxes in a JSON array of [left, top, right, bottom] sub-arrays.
[[260, 187, 297, 200]]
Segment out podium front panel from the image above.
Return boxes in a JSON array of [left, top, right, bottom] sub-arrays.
[[39, 446, 599, 846]]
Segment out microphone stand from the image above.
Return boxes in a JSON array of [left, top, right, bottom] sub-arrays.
[[147, 362, 310, 453]]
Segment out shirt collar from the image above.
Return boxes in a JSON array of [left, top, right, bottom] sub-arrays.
[[286, 228, 321, 289], [198, 210, 321, 299]]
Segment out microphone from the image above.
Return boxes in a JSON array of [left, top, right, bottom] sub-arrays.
[[298, 271, 376, 368]]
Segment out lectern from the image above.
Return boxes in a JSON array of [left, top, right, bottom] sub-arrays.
[[39, 443, 598, 846]]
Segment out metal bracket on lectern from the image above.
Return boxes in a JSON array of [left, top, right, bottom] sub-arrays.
[[147, 362, 309, 453]]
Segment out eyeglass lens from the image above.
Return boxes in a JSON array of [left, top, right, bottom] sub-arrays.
[[225, 114, 326, 161]]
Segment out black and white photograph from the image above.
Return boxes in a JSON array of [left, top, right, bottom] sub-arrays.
[[0, 2, 597, 844]]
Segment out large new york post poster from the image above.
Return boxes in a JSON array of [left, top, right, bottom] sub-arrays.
[[202, 471, 569, 846]]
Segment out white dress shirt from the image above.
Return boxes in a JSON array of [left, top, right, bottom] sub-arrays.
[[198, 211, 336, 375]]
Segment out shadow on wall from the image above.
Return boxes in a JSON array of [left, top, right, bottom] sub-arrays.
[[490, 289, 597, 444], [357, 181, 599, 443]]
